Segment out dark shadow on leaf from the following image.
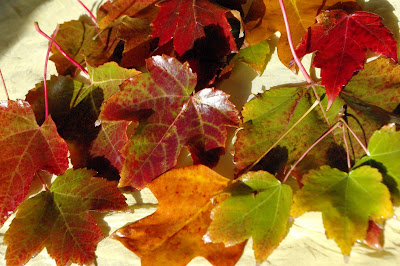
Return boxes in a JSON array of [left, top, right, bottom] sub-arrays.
[[327, 143, 352, 172], [87, 156, 121, 182], [251, 146, 289, 181]]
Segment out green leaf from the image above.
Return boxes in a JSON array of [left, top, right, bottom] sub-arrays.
[[4, 168, 127, 266], [292, 165, 393, 256], [234, 86, 342, 176], [205, 171, 292, 263]]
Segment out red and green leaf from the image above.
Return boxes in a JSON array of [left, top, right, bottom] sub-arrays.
[[0, 100, 69, 226], [4, 168, 127, 266], [102, 55, 239, 188]]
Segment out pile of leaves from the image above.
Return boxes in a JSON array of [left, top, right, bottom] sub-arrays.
[[1, 0, 400, 265]]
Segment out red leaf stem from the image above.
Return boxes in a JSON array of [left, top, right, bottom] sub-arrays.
[[282, 122, 340, 183], [0, 69, 9, 100], [34, 22, 89, 76], [340, 118, 370, 156], [278, 0, 313, 84], [43, 25, 59, 119], [77, 0, 97, 25], [35, 171, 50, 192]]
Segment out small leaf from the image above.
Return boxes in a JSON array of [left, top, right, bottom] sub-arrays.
[[292, 165, 393, 256], [4, 168, 127, 266], [205, 171, 292, 263], [102, 55, 239, 188], [295, 10, 398, 105], [112, 165, 245, 265], [0, 100, 69, 226], [151, 0, 237, 56]]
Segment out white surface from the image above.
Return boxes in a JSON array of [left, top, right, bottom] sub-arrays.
[[0, 0, 399, 265]]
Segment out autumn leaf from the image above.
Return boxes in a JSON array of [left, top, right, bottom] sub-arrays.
[[205, 171, 292, 263], [4, 168, 127, 265], [0, 100, 69, 226], [112, 165, 245, 265], [244, 0, 354, 67], [151, 0, 237, 56], [295, 10, 398, 107], [102, 55, 239, 188], [50, 18, 119, 76], [292, 165, 393, 256], [97, 0, 158, 29], [233, 85, 342, 177], [365, 220, 384, 249]]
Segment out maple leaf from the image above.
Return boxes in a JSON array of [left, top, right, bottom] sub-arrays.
[[291, 165, 393, 256], [234, 85, 342, 177], [244, 0, 356, 67], [151, 0, 237, 56], [0, 100, 69, 226], [4, 168, 127, 265], [112, 165, 245, 265], [102, 55, 239, 188], [50, 18, 120, 76], [205, 171, 292, 263], [295, 10, 398, 107]]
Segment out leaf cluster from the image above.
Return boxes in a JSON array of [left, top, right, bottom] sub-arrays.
[[1, 0, 400, 265]]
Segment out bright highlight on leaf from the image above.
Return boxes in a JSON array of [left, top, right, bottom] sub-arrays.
[[295, 10, 398, 107], [0, 100, 69, 226], [292, 165, 393, 256], [205, 171, 292, 263], [4, 168, 127, 265], [112, 165, 245, 266], [102, 55, 239, 188]]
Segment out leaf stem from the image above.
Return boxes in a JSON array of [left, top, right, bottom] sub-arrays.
[[342, 125, 351, 171], [36, 171, 50, 192], [34, 22, 89, 77], [278, 0, 313, 84], [77, 0, 97, 26], [282, 122, 340, 183], [43, 25, 59, 119], [247, 97, 321, 172], [0, 69, 9, 100], [340, 118, 370, 156]]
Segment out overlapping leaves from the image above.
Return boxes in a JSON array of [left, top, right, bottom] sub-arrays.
[[4, 168, 127, 265], [102, 55, 239, 188], [112, 165, 245, 265], [0, 100, 69, 226]]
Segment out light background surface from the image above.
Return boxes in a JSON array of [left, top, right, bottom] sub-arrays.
[[0, 0, 399, 265]]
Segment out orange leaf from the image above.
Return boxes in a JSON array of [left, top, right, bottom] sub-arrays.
[[112, 165, 245, 265]]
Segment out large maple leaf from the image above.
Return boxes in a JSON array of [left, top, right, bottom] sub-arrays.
[[0, 100, 69, 226], [4, 168, 127, 265], [112, 165, 245, 265], [205, 171, 292, 263], [151, 0, 237, 56], [102, 55, 239, 188], [244, 0, 354, 67], [295, 10, 398, 107], [292, 165, 393, 256]]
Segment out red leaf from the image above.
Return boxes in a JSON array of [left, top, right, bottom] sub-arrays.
[[364, 220, 384, 249], [4, 168, 127, 265], [295, 10, 397, 107], [0, 100, 69, 226], [151, 0, 237, 56], [102, 55, 239, 188]]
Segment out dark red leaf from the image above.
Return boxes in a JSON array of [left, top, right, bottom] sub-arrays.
[[151, 0, 237, 56], [295, 10, 398, 107]]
